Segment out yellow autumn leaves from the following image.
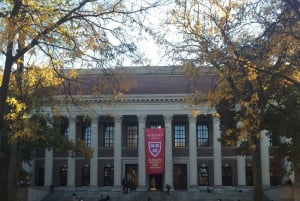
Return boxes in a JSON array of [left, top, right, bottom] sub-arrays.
[[3, 66, 63, 121]]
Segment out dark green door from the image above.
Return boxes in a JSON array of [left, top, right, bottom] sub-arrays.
[[173, 164, 187, 190]]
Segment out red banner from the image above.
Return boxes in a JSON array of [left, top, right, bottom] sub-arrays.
[[145, 128, 165, 174]]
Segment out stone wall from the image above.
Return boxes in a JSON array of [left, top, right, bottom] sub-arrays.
[[27, 187, 49, 201]]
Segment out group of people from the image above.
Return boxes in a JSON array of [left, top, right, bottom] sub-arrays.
[[72, 193, 110, 201], [122, 178, 131, 193], [98, 194, 110, 201], [72, 194, 84, 201]]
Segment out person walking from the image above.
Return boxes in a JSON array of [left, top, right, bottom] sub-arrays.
[[166, 184, 170, 195]]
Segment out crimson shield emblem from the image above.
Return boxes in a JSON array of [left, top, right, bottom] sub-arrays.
[[148, 142, 161, 157]]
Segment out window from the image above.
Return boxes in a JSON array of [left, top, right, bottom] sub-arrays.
[[126, 123, 138, 148], [77, 116, 91, 148], [83, 126, 91, 148], [60, 167, 67, 186], [197, 123, 209, 147], [173, 123, 186, 147], [198, 167, 209, 186], [267, 131, 273, 146], [60, 116, 69, 137], [104, 167, 114, 186], [104, 123, 114, 147], [267, 131, 280, 146], [82, 166, 90, 186]]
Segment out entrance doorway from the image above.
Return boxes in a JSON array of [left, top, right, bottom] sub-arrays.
[[149, 174, 163, 191], [60, 167, 67, 186], [173, 164, 187, 190], [222, 166, 232, 186], [246, 167, 253, 186], [125, 165, 138, 190], [37, 166, 44, 186]]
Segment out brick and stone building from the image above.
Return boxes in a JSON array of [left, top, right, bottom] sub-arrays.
[[31, 66, 278, 191]]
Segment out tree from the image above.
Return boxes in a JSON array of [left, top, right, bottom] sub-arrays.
[[2, 65, 59, 201], [2, 65, 95, 201], [0, 1, 163, 201], [264, 88, 300, 178], [163, 0, 300, 200]]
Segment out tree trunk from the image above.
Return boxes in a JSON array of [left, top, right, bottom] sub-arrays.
[[0, 45, 14, 201], [0, 152, 9, 201], [0, 116, 10, 201], [7, 142, 22, 201], [252, 141, 264, 201]]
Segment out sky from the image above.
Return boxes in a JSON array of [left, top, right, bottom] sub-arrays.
[[122, 2, 173, 67], [0, 1, 173, 71]]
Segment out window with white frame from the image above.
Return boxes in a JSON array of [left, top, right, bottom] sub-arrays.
[[173, 122, 186, 147], [104, 123, 114, 148], [197, 123, 209, 147], [126, 122, 138, 148]]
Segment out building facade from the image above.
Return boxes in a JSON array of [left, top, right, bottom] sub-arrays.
[[32, 66, 277, 191]]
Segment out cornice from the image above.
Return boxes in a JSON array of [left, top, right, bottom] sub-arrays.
[[54, 94, 189, 104]]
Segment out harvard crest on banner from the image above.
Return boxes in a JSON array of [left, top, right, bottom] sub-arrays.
[[145, 128, 165, 174]]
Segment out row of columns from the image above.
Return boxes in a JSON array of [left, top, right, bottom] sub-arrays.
[[43, 114, 270, 188]]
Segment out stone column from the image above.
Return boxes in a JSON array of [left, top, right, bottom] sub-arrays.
[[213, 116, 222, 186], [164, 115, 173, 189], [137, 115, 147, 191], [113, 116, 122, 190], [260, 130, 270, 186], [67, 116, 76, 187], [236, 140, 246, 186], [188, 115, 198, 188], [237, 155, 246, 186], [90, 116, 99, 186], [44, 149, 53, 186]]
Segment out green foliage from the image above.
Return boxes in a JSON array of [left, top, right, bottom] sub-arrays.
[[215, 97, 239, 147], [0, 1, 163, 201], [164, 1, 300, 200], [264, 89, 300, 166]]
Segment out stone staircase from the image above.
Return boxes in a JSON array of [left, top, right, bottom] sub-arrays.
[[41, 188, 254, 201]]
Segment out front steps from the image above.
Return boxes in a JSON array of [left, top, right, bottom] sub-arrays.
[[41, 188, 254, 201]]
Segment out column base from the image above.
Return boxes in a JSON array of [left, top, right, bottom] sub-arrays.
[[136, 185, 148, 191], [188, 185, 199, 191], [87, 186, 99, 192], [65, 186, 76, 191], [163, 186, 174, 192], [236, 185, 251, 192], [213, 186, 225, 193], [112, 185, 123, 192]]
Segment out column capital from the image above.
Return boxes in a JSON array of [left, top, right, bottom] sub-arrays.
[[213, 113, 221, 120], [90, 116, 99, 124], [114, 115, 122, 122], [188, 115, 197, 122], [89, 114, 99, 121], [138, 115, 146, 122], [67, 116, 77, 122], [164, 114, 173, 122]]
